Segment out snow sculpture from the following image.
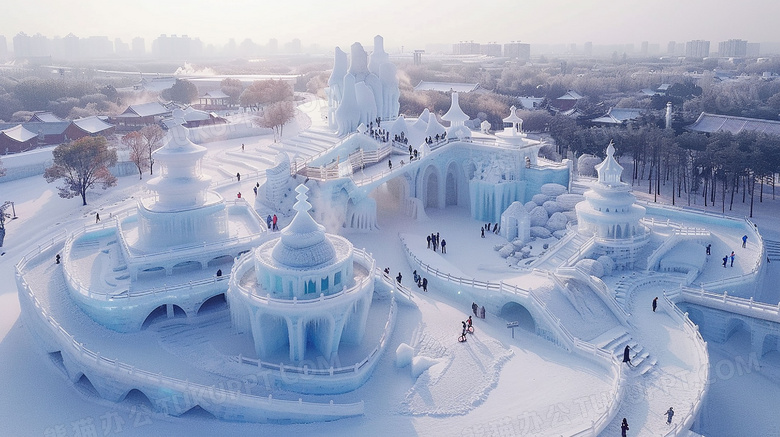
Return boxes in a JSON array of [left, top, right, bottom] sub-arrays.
[[597, 255, 615, 276], [331, 36, 400, 135], [543, 200, 563, 215], [532, 194, 549, 205], [346, 197, 379, 231], [556, 193, 585, 211], [389, 114, 407, 138], [530, 226, 552, 238], [442, 92, 471, 139], [546, 212, 569, 231], [575, 258, 605, 278], [500, 201, 530, 243], [529, 206, 548, 226], [263, 152, 291, 209], [424, 112, 446, 139], [576, 141, 646, 240], [228, 184, 375, 363], [395, 343, 414, 368], [327, 47, 349, 130]]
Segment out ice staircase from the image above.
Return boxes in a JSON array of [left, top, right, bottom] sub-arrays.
[[594, 329, 657, 375], [533, 232, 592, 270], [765, 239, 780, 261]]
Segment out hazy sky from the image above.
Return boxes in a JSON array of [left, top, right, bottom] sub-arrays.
[[5, 0, 780, 51]]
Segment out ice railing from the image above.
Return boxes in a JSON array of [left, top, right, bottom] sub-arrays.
[[15, 240, 364, 420], [644, 225, 711, 272], [289, 132, 360, 176], [114, 199, 267, 263], [399, 236, 625, 436], [229, 248, 375, 306], [234, 298, 397, 379], [668, 285, 780, 324], [660, 291, 711, 437]]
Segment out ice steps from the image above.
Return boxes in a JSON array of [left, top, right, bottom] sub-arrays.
[[597, 331, 656, 375], [764, 239, 780, 261]]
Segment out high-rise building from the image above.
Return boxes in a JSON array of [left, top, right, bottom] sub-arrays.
[[685, 40, 710, 57], [641, 41, 649, 56], [747, 43, 760, 57], [667, 41, 676, 55], [480, 43, 502, 57], [584, 41, 593, 57], [453, 41, 480, 55], [503, 42, 531, 61], [718, 39, 748, 57]]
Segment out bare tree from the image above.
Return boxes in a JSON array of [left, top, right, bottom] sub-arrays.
[[121, 131, 149, 179], [140, 125, 165, 175], [44, 136, 118, 206], [258, 101, 295, 142]]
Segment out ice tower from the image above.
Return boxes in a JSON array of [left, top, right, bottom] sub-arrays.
[[575, 141, 647, 267], [228, 185, 375, 362]]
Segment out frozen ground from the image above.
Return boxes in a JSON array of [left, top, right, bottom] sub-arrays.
[[1, 98, 780, 436]]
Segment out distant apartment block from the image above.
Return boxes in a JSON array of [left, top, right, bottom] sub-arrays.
[[480, 43, 502, 57], [453, 42, 481, 55], [132, 37, 145, 56], [685, 40, 710, 58], [152, 34, 203, 59], [747, 42, 760, 57], [503, 42, 531, 61], [0, 35, 6, 61], [718, 39, 748, 57]]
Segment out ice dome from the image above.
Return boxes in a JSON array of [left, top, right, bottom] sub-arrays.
[[271, 185, 337, 269]]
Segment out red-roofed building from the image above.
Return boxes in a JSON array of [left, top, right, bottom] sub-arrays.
[[65, 116, 116, 140], [0, 124, 38, 154]]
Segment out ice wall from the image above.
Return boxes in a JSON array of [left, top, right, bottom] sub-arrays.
[[469, 180, 524, 222]]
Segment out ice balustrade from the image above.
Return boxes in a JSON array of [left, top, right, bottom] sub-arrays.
[[234, 298, 397, 378], [230, 248, 375, 305], [659, 292, 710, 437], [398, 236, 626, 436], [644, 225, 711, 271], [669, 285, 780, 323], [15, 254, 363, 420]]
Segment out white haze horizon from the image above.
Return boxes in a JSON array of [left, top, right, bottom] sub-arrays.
[[4, 0, 780, 53]]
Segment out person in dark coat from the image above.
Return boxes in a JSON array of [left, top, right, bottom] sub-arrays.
[[427, 235, 431, 249], [95, 213, 100, 223], [461, 321, 467, 337], [652, 297, 658, 312], [706, 244, 711, 255], [266, 215, 272, 229], [236, 172, 241, 182], [396, 272, 402, 284], [742, 234, 748, 248], [422, 277, 428, 292], [623, 345, 631, 365], [441, 239, 446, 253], [722, 256, 728, 268], [481, 227, 485, 238], [216, 269, 222, 277], [621, 418, 629, 437], [472, 302, 478, 316], [665, 407, 674, 424], [480, 305, 486, 319]]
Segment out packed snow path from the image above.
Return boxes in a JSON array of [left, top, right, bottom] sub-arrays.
[[600, 275, 708, 437]]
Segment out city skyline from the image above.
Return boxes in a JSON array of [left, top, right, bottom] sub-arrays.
[[3, 0, 779, 53]]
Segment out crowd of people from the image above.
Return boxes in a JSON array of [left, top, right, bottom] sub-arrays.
[[481, 223, 500, 238], [426, 232, 446, 254]]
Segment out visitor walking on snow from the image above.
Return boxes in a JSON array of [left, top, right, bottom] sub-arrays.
[[266, 215, 272, 229], [621, 418, 629, 437], [730, 251, 735, 267], [272, 214, 278, 231], [665, 406, 674, 425], [623, 345, 632, 366], [481, 226, 485, 238], [722, 256, 728, 268], [236, 172, 241, 182], [422, 277, 428, 292], [467, 315, 473, 330], [388, 159, 392, 170], [396, 272, 402, 284], [706, 244, 711, 255], [441, 239, 446, 254], [95, 213, 100, 223], [462, 321, 467, 337], [652, 297, 658, 312], [472, 302, 478, 316], [427, 235, 431, 249], [742, 234, 748, 248]]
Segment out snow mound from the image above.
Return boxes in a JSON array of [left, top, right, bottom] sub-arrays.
[[411, 355, 442, 379], [541, 183, 567, 197], [498, 243, 515, 258], [396, 343, 414, 368], [531, 194, 549, 205], [524, 201, 538, 212], [578, 155, 601, 177], [529, 206, 548, 227], [553, 230, 568, 239], [575, 258, 605, 277], [563, 211, 578, 222], [543, 200, 563, 215], [546, 212, 569, 231], [556, 193, 585, 210], [530, 226, 552, 238], [597, 255, 615, 276]]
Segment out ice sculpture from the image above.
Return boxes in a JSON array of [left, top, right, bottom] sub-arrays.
[[228, 185, 375, 362]]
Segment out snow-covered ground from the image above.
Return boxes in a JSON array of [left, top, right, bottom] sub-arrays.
[[2, 98, 780, 436]]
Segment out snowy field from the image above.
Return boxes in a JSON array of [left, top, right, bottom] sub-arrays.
[[2, 98, 780, 436]]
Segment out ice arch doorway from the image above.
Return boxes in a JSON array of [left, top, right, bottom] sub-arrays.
[[499, 302, 536, 332]]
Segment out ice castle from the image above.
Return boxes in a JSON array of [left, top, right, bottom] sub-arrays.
[[229, 185, 375, 363], [60, 114, 265, 332]]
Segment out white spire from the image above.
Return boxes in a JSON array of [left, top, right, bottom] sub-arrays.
[[595, 141, 624, 186]]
